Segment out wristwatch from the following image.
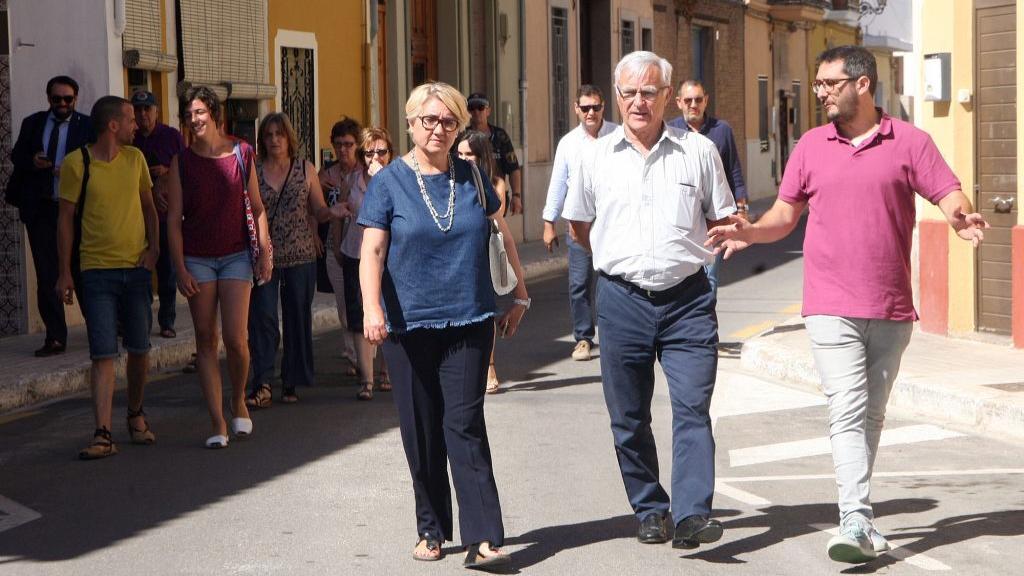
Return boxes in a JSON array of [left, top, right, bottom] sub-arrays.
[[513, 297, 531, 310]]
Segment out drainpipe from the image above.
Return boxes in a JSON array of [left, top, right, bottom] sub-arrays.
[[518, 0, 529, 239]]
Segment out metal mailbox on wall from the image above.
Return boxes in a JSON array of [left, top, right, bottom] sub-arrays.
[[923, 52, 951, 102]]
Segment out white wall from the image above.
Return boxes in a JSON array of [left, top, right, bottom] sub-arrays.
[[9, 0, 122, 129]]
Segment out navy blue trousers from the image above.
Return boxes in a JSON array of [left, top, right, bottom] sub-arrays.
[[155, 220, 177, 331], [567, 234, 596, 343], [596, 270, 719, 525], [248, 261, 316, 392], [383, 320, 504, 547]]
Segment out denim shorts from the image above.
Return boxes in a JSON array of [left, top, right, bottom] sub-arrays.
[[79, 267, 153, 359], [184, 250, 253, 284]]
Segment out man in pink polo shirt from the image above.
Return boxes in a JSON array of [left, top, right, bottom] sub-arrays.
[[707, 46, 988, 564]]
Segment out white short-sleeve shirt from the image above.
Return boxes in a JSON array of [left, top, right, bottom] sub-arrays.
[[562, 124, 736, 291]]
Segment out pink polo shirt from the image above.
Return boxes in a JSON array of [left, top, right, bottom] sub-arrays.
[[778, 112, 961, 321]]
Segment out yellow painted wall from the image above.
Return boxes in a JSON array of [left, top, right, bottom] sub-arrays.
[[918, 0, 977, 334], [525, 2, 551, 164], [267, 0, 367, 163], [744, 9, 774, 201]]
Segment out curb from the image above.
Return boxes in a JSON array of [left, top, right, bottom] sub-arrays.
[[740, 322, 1024, 444], [1, 251, 569, 414]]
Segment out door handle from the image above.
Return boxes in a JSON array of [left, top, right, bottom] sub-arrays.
[[992, 196, 1015, 214]]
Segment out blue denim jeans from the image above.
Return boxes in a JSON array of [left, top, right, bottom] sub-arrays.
[[596, 270, 718, 525], [248, 261, 316, 393], [79, 267, 153, 359], [704, 250, 724, 297], [567, 234, 596, 343]]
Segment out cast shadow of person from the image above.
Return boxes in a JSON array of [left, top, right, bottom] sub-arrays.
[[682, 499, 939, 565]]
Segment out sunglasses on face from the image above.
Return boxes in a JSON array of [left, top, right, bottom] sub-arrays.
[[681, 97, 705, 105], [467, 104, 487, 112], [50, 95, 75, 104], [363, 148, 390, 158], [578, 104, 603, 113]]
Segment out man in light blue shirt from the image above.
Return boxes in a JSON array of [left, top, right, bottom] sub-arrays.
[[541, 85, 617, 361]]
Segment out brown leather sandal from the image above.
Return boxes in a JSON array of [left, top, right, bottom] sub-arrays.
[[246, 383, 273, 409], [413, 532, 443, 561], [79, 428, 118, 460], [126, 407, 156, 445]]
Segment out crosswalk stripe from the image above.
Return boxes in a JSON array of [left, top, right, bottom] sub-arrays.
[[0, 495, 41, 534], [729, 425, 965, 468], [719, 468, 1024, 483], [811, 524, 951, 571], [714, 481, 772, 506]]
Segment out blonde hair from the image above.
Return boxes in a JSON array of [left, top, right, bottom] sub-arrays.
[[359, 126, 394, 154], [404, 81, 470, 133], [256, 112, 301, 159]]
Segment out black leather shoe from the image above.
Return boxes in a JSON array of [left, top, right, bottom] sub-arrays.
[[637, 512, 670, 544], [34, 340, 66, 358], [672, 515, 723, 549]]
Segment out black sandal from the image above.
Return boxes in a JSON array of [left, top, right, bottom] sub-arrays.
[[413, 531, 443, 562], [79, 427, 118, 460], [246, 383, 273, 409], [463, 542, 510, 571], [126, 407, 156, 444]]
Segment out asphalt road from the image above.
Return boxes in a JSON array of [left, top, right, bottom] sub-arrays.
[[2, 230, 1023, 575]]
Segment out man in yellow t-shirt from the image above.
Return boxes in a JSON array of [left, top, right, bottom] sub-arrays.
[[56, 95, 159, 460]]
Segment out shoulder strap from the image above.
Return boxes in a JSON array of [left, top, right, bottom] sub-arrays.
[[234, 142, 249, 187], [77, 145, 90, 213], [469, 161, 486, 212]]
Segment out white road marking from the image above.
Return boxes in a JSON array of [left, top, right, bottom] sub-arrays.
[[714, 481, 772, 506], [710, 373, 825, 431], [729, 425, 965, 468], [811, 523, 951, 571], [0, 495, 41, 534], [719, 468, 1024, 483]]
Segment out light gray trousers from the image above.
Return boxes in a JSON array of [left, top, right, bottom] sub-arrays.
[[804, 315, 913, 523]]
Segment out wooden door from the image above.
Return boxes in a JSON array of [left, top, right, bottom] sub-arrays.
[[410, 0, 437, 87], [975, 1, 1016, 334]]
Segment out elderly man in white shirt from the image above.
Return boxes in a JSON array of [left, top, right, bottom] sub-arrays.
[[542, 84, 618, 362], [563, 51, 735, 550]]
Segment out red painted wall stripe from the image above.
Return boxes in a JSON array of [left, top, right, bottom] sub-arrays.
[[1013, 226, 1024, 348], [919, 219, 949, 335]]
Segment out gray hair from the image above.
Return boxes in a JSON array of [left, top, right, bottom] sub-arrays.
[[614, 51, 673, 88]]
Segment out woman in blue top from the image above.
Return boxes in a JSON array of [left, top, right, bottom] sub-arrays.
[[359, 82, 530, 570]]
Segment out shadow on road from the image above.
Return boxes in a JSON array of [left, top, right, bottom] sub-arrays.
[[0, 333, 397, 563], [682, 498, 939, 564], [716, 209, 807, 290]]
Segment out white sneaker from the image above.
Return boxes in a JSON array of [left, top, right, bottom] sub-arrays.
[[827, 518, 878, 564], [865, 522, 890, 553], [571, 340, 592, 361]]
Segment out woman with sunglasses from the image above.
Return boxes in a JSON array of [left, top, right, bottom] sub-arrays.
[[359, 82, 530, 570], [343, 127, 393, 401], [456, 130, 525, 394], [318, 118, 362, 377]]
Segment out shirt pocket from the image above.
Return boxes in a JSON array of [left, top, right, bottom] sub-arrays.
[[661, 182, 701, 229]]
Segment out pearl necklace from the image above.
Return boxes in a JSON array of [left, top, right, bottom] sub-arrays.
[[410, 152, 457, 233]]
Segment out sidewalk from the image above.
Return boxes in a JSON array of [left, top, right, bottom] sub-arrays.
[[0, 240, 568, 414], [741, 316, 1024, 443]]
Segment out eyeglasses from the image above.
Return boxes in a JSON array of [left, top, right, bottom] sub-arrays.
[[333, 140, 356, 148], [812, 78, 854, 92], [363, 148, 390, 158], [578, 104, 603, 113], [49, 95, 75, 104], [616, 85, 668, 102], [681, 97, 705, 105], [418, 115, 460, 133]]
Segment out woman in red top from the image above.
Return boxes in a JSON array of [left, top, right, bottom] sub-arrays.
[[167, 86, 273, 449]]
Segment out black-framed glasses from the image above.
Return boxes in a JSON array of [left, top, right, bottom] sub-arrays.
[[418, 115, 460, 133], [333, 140, 356, 148], [49, 95, 75, 104], [363, 148, 390, 158], [616, 85, 668, 102], [812, 78, 854, 92], [681, 97, 705, 105], [578, 104, 603, 113]]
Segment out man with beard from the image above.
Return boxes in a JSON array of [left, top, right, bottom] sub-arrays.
[[8, 76, 94, 356], [57, 96, 159, 459], [707, 45, 989, 564], [564, 51, 734, 551], [668, 80, 747, 295]]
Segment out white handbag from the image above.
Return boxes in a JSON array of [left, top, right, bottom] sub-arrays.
[[470, 163, 518, 296]]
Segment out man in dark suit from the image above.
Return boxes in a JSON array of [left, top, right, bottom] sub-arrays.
[[7, 75, 94, 356]]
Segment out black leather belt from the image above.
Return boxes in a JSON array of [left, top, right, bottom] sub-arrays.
[[599, 269, 706, 300]]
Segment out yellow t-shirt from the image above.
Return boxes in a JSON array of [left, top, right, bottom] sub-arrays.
[[59, 146, 153, 271]]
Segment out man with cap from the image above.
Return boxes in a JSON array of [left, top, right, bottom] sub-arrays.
[[467, 92, 522, 215], [132, 90, 184, 338]]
